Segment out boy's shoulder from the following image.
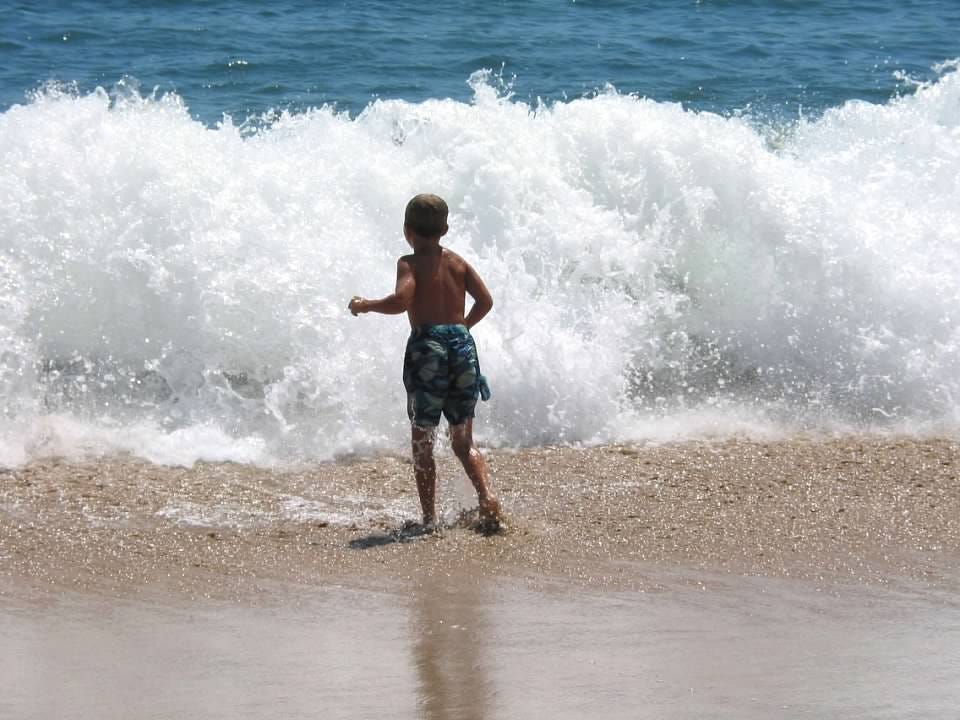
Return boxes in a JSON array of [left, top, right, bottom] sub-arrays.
[[400, 247, 467, 266], [443, 247, 467, 260]]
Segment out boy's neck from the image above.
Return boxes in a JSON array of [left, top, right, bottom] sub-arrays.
[[412, 242, 443, 256]]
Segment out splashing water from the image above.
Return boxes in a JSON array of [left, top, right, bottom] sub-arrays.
[[2, 65, 960, 466]]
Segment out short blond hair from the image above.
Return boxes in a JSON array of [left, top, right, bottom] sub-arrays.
[[404, 194, 448, 239]]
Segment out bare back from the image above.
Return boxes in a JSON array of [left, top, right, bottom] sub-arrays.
[[401, 248, 465, 326]]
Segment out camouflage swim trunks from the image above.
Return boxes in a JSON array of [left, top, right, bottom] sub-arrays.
[[403, 324, 490, 427]]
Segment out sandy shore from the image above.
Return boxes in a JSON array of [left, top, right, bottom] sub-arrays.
[[3, 435, 959, 599], [5, 436, 960, 718]]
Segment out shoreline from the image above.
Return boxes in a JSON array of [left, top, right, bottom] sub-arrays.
[[2, 435, 960, 601]]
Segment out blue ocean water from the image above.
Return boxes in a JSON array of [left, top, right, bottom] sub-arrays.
[[2, 0, 958, 121], [2, 2, 960, 465]]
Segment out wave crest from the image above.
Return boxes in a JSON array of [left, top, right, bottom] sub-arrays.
[[2, 65, 960, 465]]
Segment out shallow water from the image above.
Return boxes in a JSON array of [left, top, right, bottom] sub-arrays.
[[3, 573, 959, 719]]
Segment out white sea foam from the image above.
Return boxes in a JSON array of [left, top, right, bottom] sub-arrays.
[[155, 500, 270, 529], [2, 66, 960, 466], [279, 495, 416, 529]]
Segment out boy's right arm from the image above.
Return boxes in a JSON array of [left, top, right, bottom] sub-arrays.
[[463, 261, 493, 329], [349, 258, 415, 316]]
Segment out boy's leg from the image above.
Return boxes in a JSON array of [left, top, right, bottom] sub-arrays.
[[449, 419, 501, 524], [411, 424, 438, 525]]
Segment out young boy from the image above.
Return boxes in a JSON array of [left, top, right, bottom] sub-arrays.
[[348, 194, 502, 530]]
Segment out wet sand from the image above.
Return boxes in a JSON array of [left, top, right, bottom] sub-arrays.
[[2, 436, 960, 596], [3, 436, 960, 718], [3, 569, 960, 719]]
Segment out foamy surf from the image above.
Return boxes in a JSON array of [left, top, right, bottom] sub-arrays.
[[2, 65, 960, 467]]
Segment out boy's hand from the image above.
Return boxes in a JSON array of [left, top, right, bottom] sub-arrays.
[[348, 296, 366, 316]]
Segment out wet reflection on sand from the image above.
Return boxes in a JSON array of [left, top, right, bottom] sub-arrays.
[[412, 577, 491, 720], [2, 572, 959, 719]]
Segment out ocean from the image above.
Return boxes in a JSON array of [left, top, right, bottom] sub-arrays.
[[2, 0, 960, 466]]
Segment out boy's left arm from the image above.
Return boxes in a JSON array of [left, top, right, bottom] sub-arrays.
[[349, 258, 415, 316]]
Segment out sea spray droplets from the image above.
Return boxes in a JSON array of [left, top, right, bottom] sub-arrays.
[[3, 69, 960, 465]]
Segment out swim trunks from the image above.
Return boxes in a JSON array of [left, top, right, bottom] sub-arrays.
[[403, 323, 490, 427]]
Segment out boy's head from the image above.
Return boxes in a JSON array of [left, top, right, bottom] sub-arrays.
[[404, 194, 448, 242]]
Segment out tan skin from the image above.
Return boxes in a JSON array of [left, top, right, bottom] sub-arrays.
[[349, 223, 501, 528]]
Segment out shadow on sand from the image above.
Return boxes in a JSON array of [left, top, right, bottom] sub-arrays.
[[348, 521, 439, 549], [349, 513, 503, 549]]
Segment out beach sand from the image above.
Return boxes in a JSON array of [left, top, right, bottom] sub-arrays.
[[3, 436, 960, 596], [3, 436, 960, 718]]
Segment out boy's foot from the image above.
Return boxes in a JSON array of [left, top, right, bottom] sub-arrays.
[[479, 497, 501, 521], [421, 518, 438, 534], [477, 497, 502, 533], [400, 518, 439, 537]]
